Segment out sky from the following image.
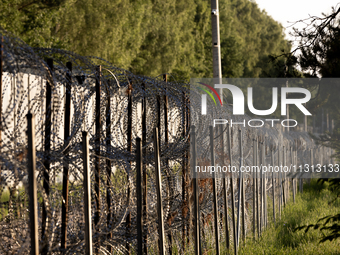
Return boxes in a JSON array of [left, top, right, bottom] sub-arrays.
[[254, 0, 340, 49]]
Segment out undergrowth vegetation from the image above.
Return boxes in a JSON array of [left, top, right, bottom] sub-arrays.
[[238, 179, 340, 255]]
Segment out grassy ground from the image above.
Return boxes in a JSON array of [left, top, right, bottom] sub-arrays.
[[0, 187, 27, 221], [2, 178, 339, 254], [139, 179, 340, 255], [0, 188, 10, 221], [238, 179, 340, 255]]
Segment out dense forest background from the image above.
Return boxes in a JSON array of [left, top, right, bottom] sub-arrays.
[[1, 0, 340, 130], [0, 0, 291, 79]]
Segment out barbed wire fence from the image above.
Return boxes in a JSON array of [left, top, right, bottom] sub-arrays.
[[0, 29, 334, 255]]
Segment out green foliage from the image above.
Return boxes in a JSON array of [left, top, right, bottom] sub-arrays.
[[294, 8, 340, 127], [1, 0, 291, 78], [318, 178, 340, 197], [294, 179, 340, 244], [298, 16, 340, 78], [238, 179, 340, 255], [294, 8, 340, 160], [0, 187, 27, 221], [295, 214, 340, 244], [0, 0, 67, 48], [220, 0, 292, 78]]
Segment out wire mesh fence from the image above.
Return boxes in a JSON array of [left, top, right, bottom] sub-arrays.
[[0, 29, 335, 254]]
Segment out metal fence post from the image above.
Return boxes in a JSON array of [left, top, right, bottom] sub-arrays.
[[186, 96, 191, 246], [260, 141, 263, 233], [256, 139, 260, 238], [83, 131, 93, 255], [310, 149, 313, 185], [126, 77, 132, 254], [272, 148, 275, 224], [42, 58, 53, 254], [253, 138, 256, 240], [263, 141, 267, 228], [94, 66, 101, 228], [283, 146, 286, 206], [222, 124, 230, 250], [278, 146, 282, 219], [106, 79, 112, 253], [227, 124, 237, 255], [163, 74, 173, 255], [61, 61, 72, 250], [181, 92, 187, 251], [27, 113, 39, 255], [192, 126, 201, 255], [236, 129, 243, 248], [153, 128, 165, 255], [241, 132, 246, 242], [136, 138, 143, 255], [142, 83, 148, 254], [210, 126, 220, 255], [291, 146, 295, 203], [0, 36, 3, 149]]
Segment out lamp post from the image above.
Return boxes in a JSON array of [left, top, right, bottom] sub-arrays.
[[211, 0, 223, 102]]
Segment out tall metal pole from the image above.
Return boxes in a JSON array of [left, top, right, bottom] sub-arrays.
[[211, 0, 223, 101]]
